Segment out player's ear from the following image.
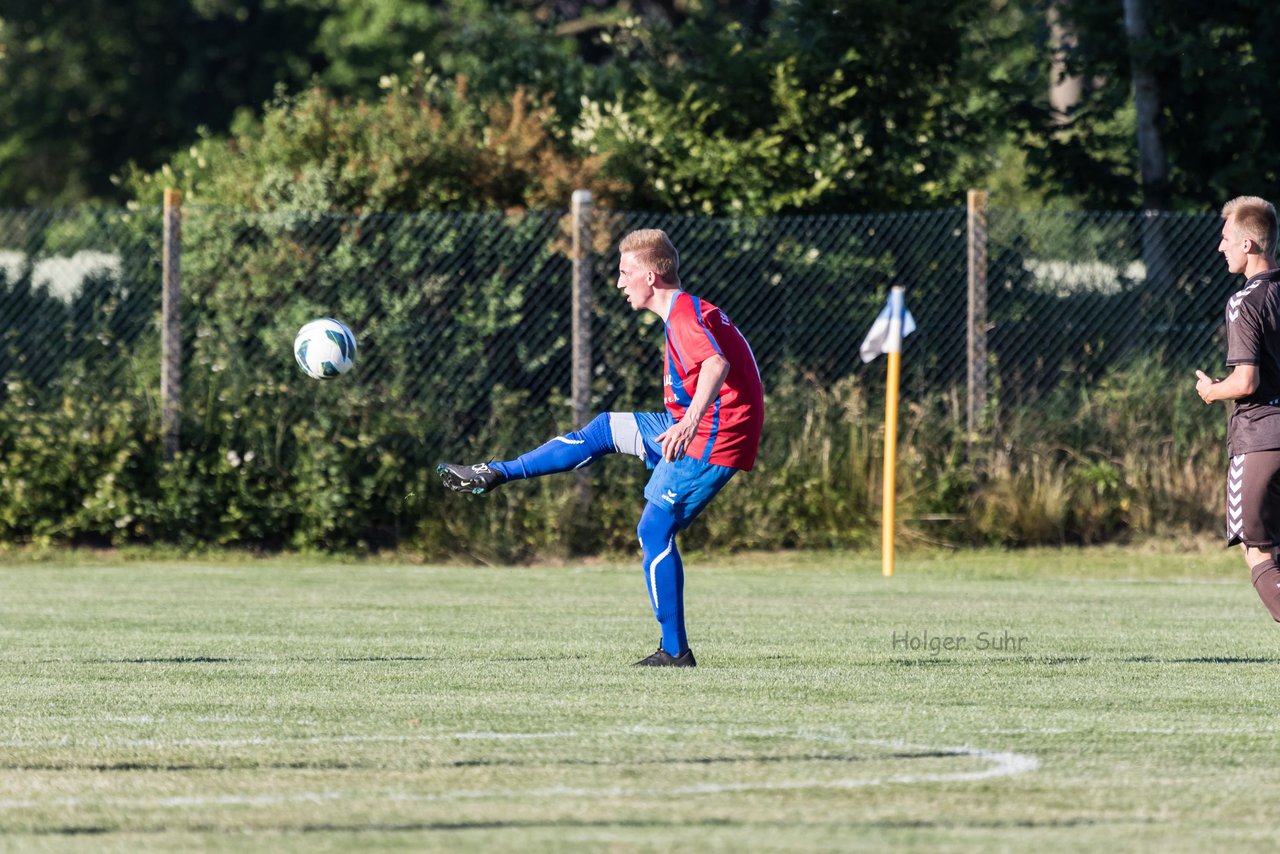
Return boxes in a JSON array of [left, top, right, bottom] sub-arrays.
[[1243, 237, 1257, 255]]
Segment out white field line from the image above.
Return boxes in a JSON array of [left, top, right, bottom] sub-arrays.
[[1107, 578, 1237, 585], [0, 724, 841, 749], [16, 715, 321, 726], [0, 792, 348, 811], [1, 722, 1257, 749], [0, 731, 582, 749], [0, 730, 1039, 811], [980, 726, 1273, 736]]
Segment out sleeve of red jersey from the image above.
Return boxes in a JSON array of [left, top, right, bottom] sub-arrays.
[[670, 297, 727, 370]]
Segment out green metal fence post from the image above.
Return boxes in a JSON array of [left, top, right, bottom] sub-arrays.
[[162, 188, 182, 462], [571, 189, 593, 508]]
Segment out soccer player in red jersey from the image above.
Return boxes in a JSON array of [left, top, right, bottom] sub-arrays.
[[438, 229, 764, 666]]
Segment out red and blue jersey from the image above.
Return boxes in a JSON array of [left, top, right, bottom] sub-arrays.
[[663, 292, 764, 470]]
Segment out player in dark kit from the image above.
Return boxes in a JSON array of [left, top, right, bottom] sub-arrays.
[[1195, 196, 1280, 621], [436, 229, 765, 667]]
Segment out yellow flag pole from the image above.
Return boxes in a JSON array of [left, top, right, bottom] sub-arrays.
[[882, 347, 900, 577], [880, 285, 907, 577], [861, 285, 909, 577]]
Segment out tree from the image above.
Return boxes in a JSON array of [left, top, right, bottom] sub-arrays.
[[0, 0, 326, 206], [1122, 0, 1169, 211], [573, 0, 1042, 214], [0, 0, 620, 207], [1033, 0, 1280, 210]]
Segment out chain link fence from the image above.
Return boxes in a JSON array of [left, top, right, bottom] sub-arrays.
[[0, 199, 1231, 460], [0, 207, 162, 396], [984, 209, 1224, 406]]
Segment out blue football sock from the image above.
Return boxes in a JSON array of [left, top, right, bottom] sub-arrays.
[[638, 501, 687, 656], [491, 413, 615, 481]]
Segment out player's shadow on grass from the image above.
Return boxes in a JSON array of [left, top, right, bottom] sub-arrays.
[[91, 655, 590, 664], [101, 657, 240, 664], [35, 817, 1151, 837], [1122, 655, 1280, 664], [335, 655, 591, 662], [889, 656, 1090, 667], [29, 821, 687, 837], [336, 656, 442, 662]]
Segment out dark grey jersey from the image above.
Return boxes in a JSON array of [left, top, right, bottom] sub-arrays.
[[1225, 269, 1280, 455]]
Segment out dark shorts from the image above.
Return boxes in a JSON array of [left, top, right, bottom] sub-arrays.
[[1226, 450, 1280, 548]]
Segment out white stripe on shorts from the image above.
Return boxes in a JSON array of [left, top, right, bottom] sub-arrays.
[[1227, 454, 1245, 541]]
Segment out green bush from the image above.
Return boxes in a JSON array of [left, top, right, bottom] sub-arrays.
[[0, 347, 1229, 555], [123, 70, 622, 213]]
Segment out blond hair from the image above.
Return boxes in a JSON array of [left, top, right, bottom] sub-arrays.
[[1222, 196, 1278, 257], [619, 229, 680, 283]]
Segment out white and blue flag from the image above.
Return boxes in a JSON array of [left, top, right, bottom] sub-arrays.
[[859, 286, 915, 363]]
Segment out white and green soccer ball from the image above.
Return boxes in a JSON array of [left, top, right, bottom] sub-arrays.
[[293, 317, 357, 380]]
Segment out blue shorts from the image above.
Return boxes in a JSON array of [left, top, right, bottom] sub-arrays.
[[607, 411, 738, 527]]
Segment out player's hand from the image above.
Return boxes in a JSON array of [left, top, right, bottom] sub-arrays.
[[657, 418, 697, 461], [1195, 369, 1216, 404]]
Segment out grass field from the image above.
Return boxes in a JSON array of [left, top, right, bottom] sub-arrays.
[[1, 544, 1277, 851]]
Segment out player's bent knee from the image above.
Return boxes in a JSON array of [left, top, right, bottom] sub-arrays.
[[637, 502, 679, 547]]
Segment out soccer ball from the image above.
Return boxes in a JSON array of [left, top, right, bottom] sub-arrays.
[[293, 317, 357, 380]]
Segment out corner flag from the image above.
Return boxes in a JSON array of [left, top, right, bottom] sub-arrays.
[[861, 286, 913, 577], [860, 287, 916, 363]]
